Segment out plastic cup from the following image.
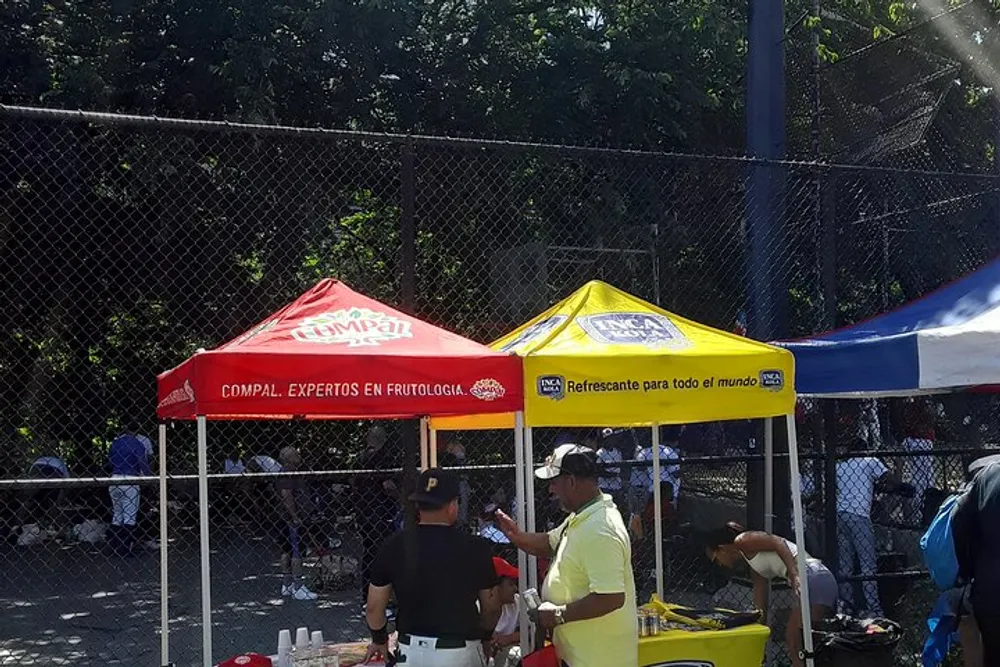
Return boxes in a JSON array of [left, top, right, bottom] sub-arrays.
[[295, 627, 310, 650], [311, 630, 324, 649], [277, 629, 293, 667]]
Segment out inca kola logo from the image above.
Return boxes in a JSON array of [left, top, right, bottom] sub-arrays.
[[470, 378, 506, 401], [291, 308, 413, 347]]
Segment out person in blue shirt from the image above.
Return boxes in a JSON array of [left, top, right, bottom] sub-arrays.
[[107, 421, 152, 556]]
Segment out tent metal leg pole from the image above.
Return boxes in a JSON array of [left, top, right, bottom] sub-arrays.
[[525, 425, 538, 650], [786, 412, 815, 667], [429, 426, 438, 468], [763, 417, 774, 627], [525, 426, 537, 594], [513, 412, 529, 659], [419, 418, 429, 471], [158, 423, 169, 667], [764, 417, 774, 534], [651, 424, 664, 600], [197, 416, 213, 667]]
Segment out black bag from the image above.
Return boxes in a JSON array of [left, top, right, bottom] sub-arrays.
[[810, 615, 902, 667]]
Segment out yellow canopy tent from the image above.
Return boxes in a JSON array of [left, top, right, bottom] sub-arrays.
[[425, 281, 816, 665], [431, 280, 795, 429]]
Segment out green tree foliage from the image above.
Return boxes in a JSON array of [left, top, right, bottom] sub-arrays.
[[1, 0, 999, 469]]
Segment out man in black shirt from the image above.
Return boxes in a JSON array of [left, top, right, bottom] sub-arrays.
[[364, 468, 501, 667], [354, 426, 400, 605]]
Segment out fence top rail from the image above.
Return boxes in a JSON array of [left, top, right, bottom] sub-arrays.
[[0, 446, 982, 489], [0, 468, 391, 489], [4, 104, 1000, 182]]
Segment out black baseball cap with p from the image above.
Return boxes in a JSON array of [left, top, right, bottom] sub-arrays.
[[409, 467, 461, 506], [534, 443, 599, 480]]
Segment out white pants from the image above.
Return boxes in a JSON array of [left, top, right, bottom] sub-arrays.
[[110, 479, 140, 526], [398, 636, 486, 667]]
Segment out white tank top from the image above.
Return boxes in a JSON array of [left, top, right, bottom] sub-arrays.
[[743, 538, 815, 580]]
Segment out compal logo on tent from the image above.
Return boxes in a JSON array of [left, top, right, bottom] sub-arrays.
[[578, 312, 691, 349], [291, 308, 413, 346], [470, 378, 506, 402]]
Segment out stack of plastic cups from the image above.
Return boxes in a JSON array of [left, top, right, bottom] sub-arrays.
[[309, 631, 323, 667], [277, 629, 293, 667], [292, 628, 310, 665]]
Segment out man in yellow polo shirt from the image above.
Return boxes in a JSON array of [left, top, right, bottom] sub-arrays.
[[496, 443, 638, 667]]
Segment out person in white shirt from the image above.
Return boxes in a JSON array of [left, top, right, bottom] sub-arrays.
[[835, 437, 912, 615], [705, 522, 838, 667], [594, 430, 627, 511], [488, 557, 521, 667], [630, 426, 682, 510]]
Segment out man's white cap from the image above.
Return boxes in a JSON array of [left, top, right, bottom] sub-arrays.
[[534, 443, 598, 480]]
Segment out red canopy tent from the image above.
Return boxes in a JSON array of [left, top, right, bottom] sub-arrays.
[[154, 279, 523, 667], [157, 278, 523, 420]]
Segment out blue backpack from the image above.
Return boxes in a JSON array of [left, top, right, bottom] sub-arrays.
[[920, 491, 964, 591]]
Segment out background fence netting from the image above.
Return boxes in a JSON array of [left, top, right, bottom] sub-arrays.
[[2, 105, 1000, 666]]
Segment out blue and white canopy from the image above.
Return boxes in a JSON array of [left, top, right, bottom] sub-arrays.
[[778, 257, 1000, 397]]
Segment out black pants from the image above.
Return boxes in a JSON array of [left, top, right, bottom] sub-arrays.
[[359, 518, 394, 601], [976, 610, 1000, 665]]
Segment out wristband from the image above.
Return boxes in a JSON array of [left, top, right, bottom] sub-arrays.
[[370, 624, 389, 644]]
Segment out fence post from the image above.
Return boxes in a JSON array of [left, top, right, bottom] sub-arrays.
[[401, 141, 416, 311], [822, 401, 839, 565], [995, 98, 1000, 247], [399, 140, 420, 556]]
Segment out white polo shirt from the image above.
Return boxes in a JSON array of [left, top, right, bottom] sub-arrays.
[[836, 457, 888, 516]]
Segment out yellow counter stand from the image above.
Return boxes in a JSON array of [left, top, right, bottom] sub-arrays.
[[639, 624, 771, 667]]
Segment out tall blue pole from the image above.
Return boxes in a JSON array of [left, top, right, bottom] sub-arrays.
[[746, 0, 787, 536]]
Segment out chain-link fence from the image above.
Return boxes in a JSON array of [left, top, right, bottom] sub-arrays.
[[786, 0, 1000, 174], [2, 104, 1000, 666]]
